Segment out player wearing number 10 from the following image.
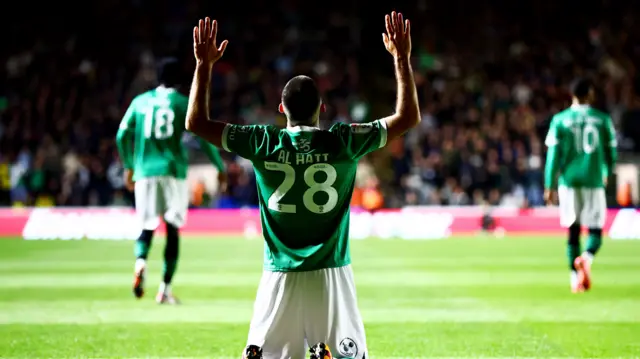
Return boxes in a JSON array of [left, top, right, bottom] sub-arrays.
[[544, 77, 617, 293], [187, 14, 419, 359], [116, 58, 226, 304]]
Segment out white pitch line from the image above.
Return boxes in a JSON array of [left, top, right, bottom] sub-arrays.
[[104, 357, 640, 359]]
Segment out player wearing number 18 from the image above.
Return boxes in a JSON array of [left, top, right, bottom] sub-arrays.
[[544, 77, 617, 293], [116, 58, 227, 304], [187, 14, 419, 359]]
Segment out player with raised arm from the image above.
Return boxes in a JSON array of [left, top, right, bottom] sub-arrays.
[[116, 58, 227, 304], [544, 77, 617, 293], [186, 13, 419, 359]]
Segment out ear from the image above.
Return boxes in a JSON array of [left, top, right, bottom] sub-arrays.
[[278, 103, 285, 114], [320, 103, 327, 113]]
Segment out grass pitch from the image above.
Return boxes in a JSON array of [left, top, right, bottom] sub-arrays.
[[0, 236, 639, 358]]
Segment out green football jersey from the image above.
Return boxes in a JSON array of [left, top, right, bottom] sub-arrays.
[[544, 104, 617, 189], [222, 120, 388, 272], [116, 86, 224, 181]]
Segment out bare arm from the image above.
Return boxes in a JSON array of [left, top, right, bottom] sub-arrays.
[[382, 56, 420, 141], [379, 11, 421, 142], [185, 17, 229, 148], [185, 64, 226, 148]]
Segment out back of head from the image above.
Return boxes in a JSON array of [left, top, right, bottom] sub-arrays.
[[157, 57, 181, 88], [282, 75, 321, 126], [570, 77, 594, 103]]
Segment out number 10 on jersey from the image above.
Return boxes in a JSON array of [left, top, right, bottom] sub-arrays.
[[265, 162, 339, 214]]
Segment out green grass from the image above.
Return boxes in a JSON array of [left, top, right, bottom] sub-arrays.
[[0, 236, 639, 358]]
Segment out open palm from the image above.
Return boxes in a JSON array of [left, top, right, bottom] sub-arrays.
[[383, 11, 411, 59], [193, 17, 228, 66]]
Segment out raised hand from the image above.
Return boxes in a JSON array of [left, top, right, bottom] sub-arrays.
[[383, 11, 411, 59], [193, 17, 228, 66]]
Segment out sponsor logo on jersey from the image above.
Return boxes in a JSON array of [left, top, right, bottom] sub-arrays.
[[350, 123, 373, 134], [295, 138, 311, 152], [338, 338, 358, 358]]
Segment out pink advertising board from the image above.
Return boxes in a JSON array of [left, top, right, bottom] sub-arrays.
[[0, 207, 637, 240]]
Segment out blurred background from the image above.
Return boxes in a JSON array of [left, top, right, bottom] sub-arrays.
[[1, 0, 639, 211], [2, 1, 640, 357]]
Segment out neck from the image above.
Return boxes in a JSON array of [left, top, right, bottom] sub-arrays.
[[572, 98, 590, 106], [287, 119, 318, 129]]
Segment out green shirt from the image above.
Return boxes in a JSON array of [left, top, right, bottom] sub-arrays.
[[223, 120, 388, 272], [544, 104, 617, 189], [116, 87, 225, 181]]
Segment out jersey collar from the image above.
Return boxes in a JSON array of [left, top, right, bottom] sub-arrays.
[[287, 126, 319, 133], [156, 85, 176, 94], [571, 104, 591, 110]]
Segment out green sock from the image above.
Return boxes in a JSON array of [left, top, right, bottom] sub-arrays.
[[134, 230, 153, 259], [586, 229, 603, 255], [567, 242, 581, 270], [163, 259, 177, 285], [567, 224, 581, 270], [163, 224, 180, 285]]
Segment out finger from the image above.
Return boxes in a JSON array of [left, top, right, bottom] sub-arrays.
[[391, 11, 397, 32], [405, 19, 410, 35], [385, 14, 393, 36], [198, 19, 204, 44], [193, 26, 199, 44], [212, 20, 218, 43], [382, 33, 388, 46], [204, 17, 211, 42], [218, 39, 229, 54], [398, 13, 404, 33]]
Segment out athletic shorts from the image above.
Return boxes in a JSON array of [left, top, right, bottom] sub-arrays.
[[246, 265, 367, 359], [134, 176, 189, 230], [558, 186, 607, 229]]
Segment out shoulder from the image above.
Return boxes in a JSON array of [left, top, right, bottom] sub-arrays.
[[130, 91, 152, 106], [173, 92, 189, 104], [552, 108, 572, 121], [589, 108, 611, 120]]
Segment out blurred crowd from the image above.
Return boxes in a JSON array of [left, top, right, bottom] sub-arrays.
[[1, 0, 640, 209]]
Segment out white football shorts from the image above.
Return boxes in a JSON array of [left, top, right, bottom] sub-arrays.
[[246, 265, 367, 359], [134, 176, 189, 230], [558, 186, 607, 229]]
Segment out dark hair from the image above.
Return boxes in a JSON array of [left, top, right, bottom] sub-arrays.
[[157, 57, 180, 88], [282, 75, 321, 125], [570, 77, 594, 99]]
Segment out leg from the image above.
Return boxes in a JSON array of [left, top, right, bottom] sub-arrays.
[[156, 177, 189, 304], [558, 186, 583, 292], [157, 222, 180, 304], [576, 188, 607, 290], [586, 228, 603, 257], [581, 188, 606, 260], [132, 178, 162, 298], [567, 223, 582, 292], [246, 271, 306, 359], [305, 266, 368, 359]]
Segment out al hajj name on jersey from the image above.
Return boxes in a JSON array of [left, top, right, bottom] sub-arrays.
[[276, 150, 330, 166]]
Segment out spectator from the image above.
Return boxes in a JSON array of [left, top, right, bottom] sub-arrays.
[[2, 0, 638, 208]]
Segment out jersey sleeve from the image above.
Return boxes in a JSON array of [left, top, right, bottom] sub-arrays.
[[603, 115, 618, 178], [331, 119, 388, 160], [115, 99, 138, 170], [544, 116, 561, 189], [221, 124, 273, 160], [544, 116, 560, 147]]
